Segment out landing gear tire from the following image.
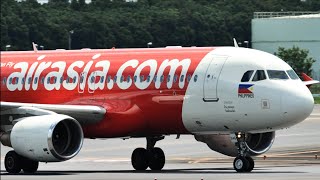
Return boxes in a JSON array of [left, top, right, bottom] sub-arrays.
[[131, 148, 149, 170], [5, 151, 22, 174], [245, 156, 254, 172], [233, 156, 249, 172], [22, 158, 39, 173], [148, 147, 165, 170]]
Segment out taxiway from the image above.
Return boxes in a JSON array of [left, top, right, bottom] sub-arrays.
[[1, 106, 320, 180]]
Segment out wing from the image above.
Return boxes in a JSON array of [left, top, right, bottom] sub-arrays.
[[0, 101, 106, 125], [303, 80, 320, 86]]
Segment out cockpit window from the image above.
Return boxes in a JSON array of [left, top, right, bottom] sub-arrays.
[[267, 70, 289, 80], [252, 70, 266, 81], [286, 69, 300, 80], [241, 70, 254, 82]]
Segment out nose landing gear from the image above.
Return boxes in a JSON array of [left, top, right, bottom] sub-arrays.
[[131, 136, 165, 171], [233, 133, 255, 172]]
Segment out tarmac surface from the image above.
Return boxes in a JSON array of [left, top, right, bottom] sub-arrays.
[[1, 105, 320, 180]]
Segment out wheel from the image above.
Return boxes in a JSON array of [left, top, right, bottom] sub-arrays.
[[148, 147, 165, 170], [233, 156, 249, 172], [131, 148, 148, 170], [5, 151, 22, 174], [22, 158, 39, 173], [245, 156, 254, 172]]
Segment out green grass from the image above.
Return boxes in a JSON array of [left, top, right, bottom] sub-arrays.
[[310, 84, 320, 94], [315, 97, 320, 104]]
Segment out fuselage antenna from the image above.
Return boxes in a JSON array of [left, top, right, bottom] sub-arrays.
[[32, 42, 38, 52], [233, 38, 239, 48]]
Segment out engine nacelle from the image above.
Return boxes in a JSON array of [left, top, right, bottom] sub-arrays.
[[195, 132, 275, 157], [10, 114, 84, 162]]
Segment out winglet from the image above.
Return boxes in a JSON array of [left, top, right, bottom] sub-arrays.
[[301, 73, 319, 88], [233, 38, 239, 48], [32, 42, 38, 52], [302, 73, 313, 81]]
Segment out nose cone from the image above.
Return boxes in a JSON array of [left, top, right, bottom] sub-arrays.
[[282, 84, 314, 126]]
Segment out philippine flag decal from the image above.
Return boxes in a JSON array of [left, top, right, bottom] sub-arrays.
[[238, 84, 254, 98]]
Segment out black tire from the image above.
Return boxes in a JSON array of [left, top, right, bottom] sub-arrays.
[[22, 158, 39, 173], [131, 148, 148, 170], [233, 156, 249, 173], [148, 147, 165, 171], [5, 151, 22, 174], [245, 156, 254, 172]]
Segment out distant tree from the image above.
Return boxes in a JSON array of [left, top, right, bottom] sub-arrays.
[[1, 0, 320, 50], [48, 0, 69, 3], [275, 46, 316, 76], [79, 0, 86, 9], [71, 0, 79, 10]]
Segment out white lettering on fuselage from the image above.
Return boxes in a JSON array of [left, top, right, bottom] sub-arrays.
[[5, 54, 191, 91]]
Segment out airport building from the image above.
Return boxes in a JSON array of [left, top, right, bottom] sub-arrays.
[[252, 12, 320, 80]]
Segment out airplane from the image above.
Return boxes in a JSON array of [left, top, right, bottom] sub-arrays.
[[0, 45, 318, 174]]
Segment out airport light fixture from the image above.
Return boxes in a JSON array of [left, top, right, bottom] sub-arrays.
[[147, 42, 152, 48], [5, 45, 11, 51], [244, 41, 249, 48], [69, 30, 74, 50]]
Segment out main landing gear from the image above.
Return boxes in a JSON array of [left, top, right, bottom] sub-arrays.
[[233, 133, 255, 172], [4, 150, 39, 174], [131, 136, 165, 171]]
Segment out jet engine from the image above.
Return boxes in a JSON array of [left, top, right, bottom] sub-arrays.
[[5, 114, 83, 162], [195, 132, 275, 157]]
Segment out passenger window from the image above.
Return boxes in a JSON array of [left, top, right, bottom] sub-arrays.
[[180, 75, 184, 82], [91, 76, 95, 83], [286, 70, 299, 80], [114, 76, 117, 83], [134, 75, 137, 82], [147, 75, 150, 82], [194, 75, 198, 82], [107, 75, 111, 83], [160, 75, 164, 82], [60, 77, 63, 84], [167, 75, 171, 82], [22, 77, 25, 84], [9, 77, 12, 84], [80, 76, 84, 83], [126, 75, 131, 82], [120, 75, 124, 83], [153, 75, 157, 82], [15, 78, 19, 84], [47, 77, 51, 84], [3, 77, 7, 84], [28, 77, 32, 84], [252, 70, 266, 82], [41, 77, 45, 84], [34, 77, 38, 84], [241, 70, 254, 82], [174, 75, 178, 82], [267, 70, 289, 80], [140, 75, 144, 82], [187, 74, 191, 82]]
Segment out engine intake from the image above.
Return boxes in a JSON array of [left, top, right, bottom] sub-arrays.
[[9, 114, 83, 162], [195, 132, 275, 157]]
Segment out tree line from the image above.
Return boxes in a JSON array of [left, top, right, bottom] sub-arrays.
[[1, 0, 319, 50]]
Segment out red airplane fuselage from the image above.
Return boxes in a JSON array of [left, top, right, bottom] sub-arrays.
[[0, 47, 215, 138]]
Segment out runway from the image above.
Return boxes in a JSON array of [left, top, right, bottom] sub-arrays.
[[1, 105, 320, 180]]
